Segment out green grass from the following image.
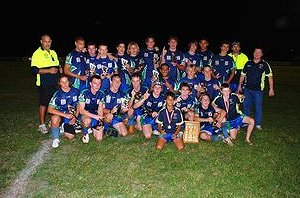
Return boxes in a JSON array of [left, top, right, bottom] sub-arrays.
[[0, 61, 299, 197]]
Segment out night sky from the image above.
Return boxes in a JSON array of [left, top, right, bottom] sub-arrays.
[[2, 1, 300, 61]]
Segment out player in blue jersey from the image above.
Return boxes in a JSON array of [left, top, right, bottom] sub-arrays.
[[179, 64, 204, 97], [156, 91, 184, 150], [175, 82, 197, 121], [48, 75, 80, 148], [140, 36, 161, 87], [238, 47, 275, 130], [210, 40, 235, 83], [78, 75, 105, 143], [184, 41, 201, 70], [127, 42, 144, 73], [213, 83, 255, 145], [198, 37, 214, 69], [161, 36, 185, 82], [114, 41, 134, 91], [198, 65, 221, 101], [126, 72, 149, 134], [159, 63, 177, 95], [210, 40, 235, 85], [101, 74, 129, 137], [133, 81, 165, 138], [64, 36, 88, 91], [94, 44, 118, 91], [84, 42, 98, 88], [196, 94, 233, 146]]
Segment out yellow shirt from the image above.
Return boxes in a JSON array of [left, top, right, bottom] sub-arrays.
[[228, 52, 248, 70], [31, 47, 60, 86]]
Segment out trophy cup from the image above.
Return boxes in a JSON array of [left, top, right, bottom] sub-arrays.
[[121, 58, 128, 70], [101, 65, 109, 76], [152, 69, 160, 82]]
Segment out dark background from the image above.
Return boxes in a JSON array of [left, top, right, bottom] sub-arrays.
[[1, 1, 300, 61]]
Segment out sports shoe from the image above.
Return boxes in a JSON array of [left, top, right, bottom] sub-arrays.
[[153, 130, 160, 136], [82, 134, 89, 143], [38, 124, 49, 134], [223, 137, 234, 146], [74, 121, 82, 133], [52, 139, 60, 148], [256, 125, 262, 130]]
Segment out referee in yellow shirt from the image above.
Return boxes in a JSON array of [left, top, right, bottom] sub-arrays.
[[31, 34, 61, 133]]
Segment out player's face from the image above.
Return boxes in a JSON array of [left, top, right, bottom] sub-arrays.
[[59, 77, 70, 90], [189, 43, 197, 52], [111, 76, 121, 90], [88, 45, 97, 56], [220, 44, 230, 54], [117, 44, 125, 54], [201, 95, 210, 107], [76, 40, 85, 52], [153, 85, 162, 95], [186, 66, 196, 77], [128, 44, 138, 56], [146, 38, 155, 49], [131, 77, 141, 89], [98, 45, 108, 56], [221, 88, 231, 97], [203, 67, 212, 77], [180, 86, 190, 97], [168, 39, 177, 50], [199, 40, 208, 50], [90, 78, 101, 92], [160, 65, 169, 77], [166, 96, 175, 107]]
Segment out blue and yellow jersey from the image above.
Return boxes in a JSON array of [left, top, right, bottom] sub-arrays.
[[241, 60, 273, 91]]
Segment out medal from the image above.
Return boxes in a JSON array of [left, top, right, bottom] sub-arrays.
[[166, 109, 174, 130]]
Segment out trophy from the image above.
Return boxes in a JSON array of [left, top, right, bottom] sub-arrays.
[[86, 63, 96, 77], [101, 65, 109, 76], [121, 58, 128, 70], [152, 69, 160, 82]]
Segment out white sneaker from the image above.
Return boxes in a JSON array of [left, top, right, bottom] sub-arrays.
[[38, 124, 49, 134], [256, 125, 262, 130], [82, 134, 89, 143], [223, 137, 234, 146], [60, 123, 65, 134], [52, 139, 60, 148], [153, 130, 160, 136]]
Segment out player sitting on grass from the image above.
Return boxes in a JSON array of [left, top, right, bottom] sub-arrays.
[[156, 91, 184, 150], [212, 83, 255, 145], [48, 75, 80, 148]]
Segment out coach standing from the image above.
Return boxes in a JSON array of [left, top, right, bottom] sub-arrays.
[[31, 34, 61, 134], [238, 47, 275, 130]]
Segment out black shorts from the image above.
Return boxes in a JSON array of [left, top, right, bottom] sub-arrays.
[[37, 85, 57, 106], [64, 124, 76, 135]]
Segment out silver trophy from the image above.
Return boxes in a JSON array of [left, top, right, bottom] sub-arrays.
[[121, 58, 128, 70], [101, 65, 109, 75], [152, 69, 160, 81]]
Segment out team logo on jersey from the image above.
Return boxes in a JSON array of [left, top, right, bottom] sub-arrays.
[[60, 99, 66, 105], [144, 53, 149, 57], [73, 96, 77, 101], [106, 95, 111, 103], [76, 57, 81, 62], [117, 98, 122, 104], [203, 56, 208, 61], [215, 60, 219, 65], [208, 112, 212, 117], [146, 101, 152, 107], [108, 63, 112, 68], [86, 98, 90, 104], [158, 102, 163, 107], [225, 61, 229, 66]]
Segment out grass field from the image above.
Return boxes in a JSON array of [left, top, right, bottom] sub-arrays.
[[0, 61, 299, 197]]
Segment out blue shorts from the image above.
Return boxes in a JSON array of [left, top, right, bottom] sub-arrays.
[[228, 115, 244, 129], [200, 124, 220, 136], [104, 116, 123, 130], [159, 133, 174, 143]]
